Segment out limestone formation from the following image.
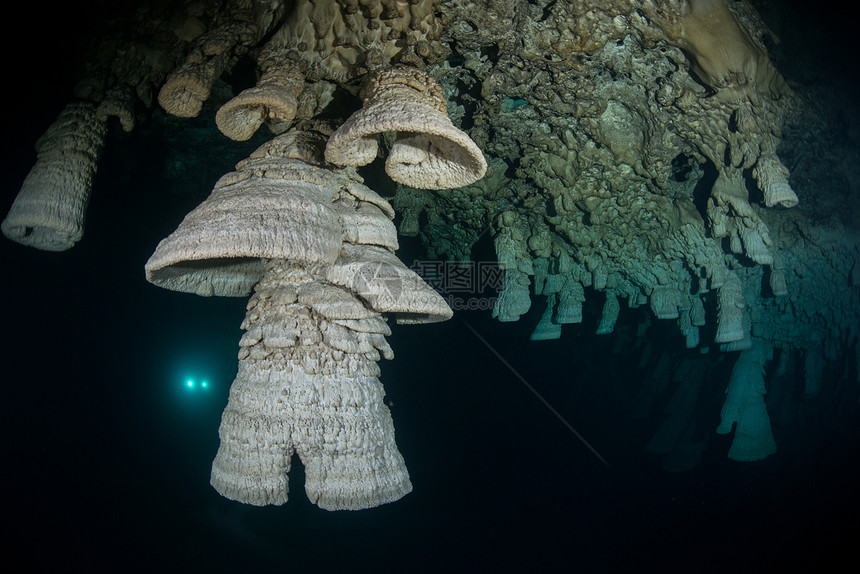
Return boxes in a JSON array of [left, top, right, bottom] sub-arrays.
[[3, 0, 212, 250], [530, 293, 562, 341], [253, 0, 447, 85], [716, 341, 777, 462], [326, 65, 487, 189], [2, 103, 106, 251], [393, 0, 856, 466], [714, 271, 746, 344], [158, 1, 286, 118], [214, 0, 449, 141], [212, 259, 411, 509], [146, 128, 450, 509], [215, 66, 307, 141]]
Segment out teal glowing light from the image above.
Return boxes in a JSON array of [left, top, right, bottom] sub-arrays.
[[184, 378, 211, 391], [173, 351, 220, 404]]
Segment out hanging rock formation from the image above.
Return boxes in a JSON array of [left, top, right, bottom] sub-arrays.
[[395, 0, 859, 465], [146, 128, 450, 509], [325, 65, 488, 189], [3, 0, 214, 249], [1, 103, 107, 251], [716, 341, 777, 461], [214, 0, 448, 142]]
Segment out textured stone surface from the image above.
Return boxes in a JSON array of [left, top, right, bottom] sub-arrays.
[[146, 127, 449, 509], [1, 102, 106, 250], [211, 260, 411, 510], [325, 65, 487, 189]]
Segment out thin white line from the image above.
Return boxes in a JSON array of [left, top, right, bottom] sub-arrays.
[[463, 320, 611, 468]]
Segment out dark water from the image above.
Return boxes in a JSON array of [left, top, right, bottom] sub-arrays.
[[2, 1, 859, 571]]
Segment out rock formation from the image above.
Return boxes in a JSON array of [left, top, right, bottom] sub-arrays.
[[146, 127, 450, 509], [5, 0, 859, 499]]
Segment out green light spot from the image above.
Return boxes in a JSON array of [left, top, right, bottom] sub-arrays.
[[202, 381, 208, 388], [187, 380, 194, 388]]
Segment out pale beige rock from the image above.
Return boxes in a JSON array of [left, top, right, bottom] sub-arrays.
[[145, 130, 398, 296], [325, 66, 487, 189], [145, 178, 342, 296], [707, 167, 773, 265], [331, 316, 392, 336], [336, 202, 399, 252], [96, 84, 136, 132], [2, 102, 106, 251], [296, 282, 379, 321], [313, 243, 453, 324], [148, 128, 449, 510], [255, 0, 445, 85], [753, 152, 798, 208], [159, 1, 284, 117], [676, 0, 785, 96], [216, 68, 306, 141], [210, 260, 412, 510], [158, 20, 260, 117]]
